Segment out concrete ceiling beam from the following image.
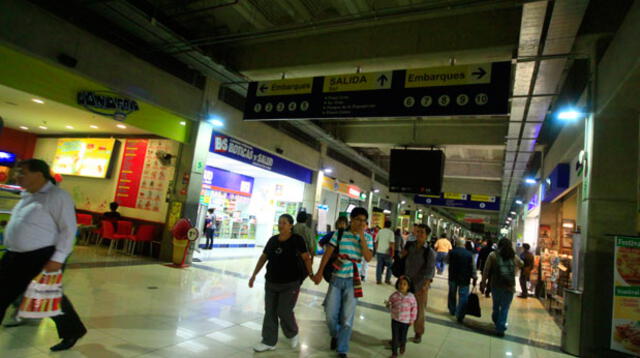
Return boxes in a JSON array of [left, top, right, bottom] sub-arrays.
[[335, 119, 508, 146], [224, 7, 521, 73], [233, 1, 273, 30]]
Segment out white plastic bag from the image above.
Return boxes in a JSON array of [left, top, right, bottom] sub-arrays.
[[17, 270, 63, 319]]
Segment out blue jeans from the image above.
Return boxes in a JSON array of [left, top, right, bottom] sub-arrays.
[[447, 281, 470, 321], [491, 287, 514, 333], [436, 252, 447, 273], [376, 253, 392, 283], [325, 277, 358, 354]]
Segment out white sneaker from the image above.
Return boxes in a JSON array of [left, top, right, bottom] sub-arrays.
[[253, 342, 276, 352], [290, 335, 299, 349]]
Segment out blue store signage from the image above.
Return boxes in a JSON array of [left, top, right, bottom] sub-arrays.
[[414, 193, 500, 211], [543, 163, 570, 202], [209, 131, 313, 184]]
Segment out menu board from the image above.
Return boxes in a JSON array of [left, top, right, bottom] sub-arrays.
[[611, 236, 640, 356], [136, 140, 175, 212], [114, 139, 148, 208], [52, 138, 116, 178]]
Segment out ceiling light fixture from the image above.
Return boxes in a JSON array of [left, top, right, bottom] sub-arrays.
[[116, 124, 127, 129], [373, 189, 380, 193], [557, 108, 584, 121], [65, 125, 74, 129], [180, 121, 186, 126], [38, 126, 47, 130], [19, 126, 28, 130], [31, 99, 44, 104], [90, 125, 99, 129], [322, 168, 332, 174], [515, 200, 523, 205], [525, 177, 537, 185]]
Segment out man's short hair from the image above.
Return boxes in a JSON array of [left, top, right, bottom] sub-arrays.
[[384, 221, 391, 228], [414, 223, 432, 235], [523, 243, 531, 251], [296, 211, 307, 223], [17, 159, 56, 185], [350, 207, 368, 220]]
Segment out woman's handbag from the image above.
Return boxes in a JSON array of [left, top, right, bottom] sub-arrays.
[[18, 270, 64, 319]]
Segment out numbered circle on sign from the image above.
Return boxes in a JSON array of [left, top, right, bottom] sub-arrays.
[[288, 102, 297, 111], [479, 203, 486, 209], [456, 94, 469, 106], [438, 95, 450, 107], [404, 96, 416, 108], [276, 102, 285, 112], [420, 96, 433, 107], [265, 103, 273, 112], [475, 93, 489, 106], [300, 101, 310, 111]]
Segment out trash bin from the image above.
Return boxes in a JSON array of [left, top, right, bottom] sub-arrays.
[[561, 289, 582, 356], [172, 238, 188, 265]]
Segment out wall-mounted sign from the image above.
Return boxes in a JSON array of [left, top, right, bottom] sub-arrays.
[[543, 163, 570, 202], [243, 62, 510, 120], [0, 151, 16, 167], [414, 192, 500, 211], [202, 166, 254, 197], [209, 131, 313, 184], [77, 91, 139, 121], [611, 236, 640, 355]]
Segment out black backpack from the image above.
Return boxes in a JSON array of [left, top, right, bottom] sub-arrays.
[[323, 229, 345, 283], [495, 254, 515, 287]]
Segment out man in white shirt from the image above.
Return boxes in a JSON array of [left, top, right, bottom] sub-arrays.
[[0, 159, 87, 351], [375, 220, 395, 284]]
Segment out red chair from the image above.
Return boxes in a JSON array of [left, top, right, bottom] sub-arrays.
[[126, 225, 157, 256], [96, 221, 118, 254], [75, 214, 93, 244], [76, 214, 92, 226]]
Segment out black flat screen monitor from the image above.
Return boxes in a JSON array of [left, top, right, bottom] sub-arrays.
[[389, 149, 445, 194]]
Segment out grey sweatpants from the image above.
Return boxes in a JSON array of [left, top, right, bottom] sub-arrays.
[[262, 280, 300, 346]]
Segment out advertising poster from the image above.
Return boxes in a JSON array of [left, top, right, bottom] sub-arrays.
[[137, 140, 174, 212], [611, 236, 640, 356], [114, 139, 148, 208], [52, 138, 116, 178]]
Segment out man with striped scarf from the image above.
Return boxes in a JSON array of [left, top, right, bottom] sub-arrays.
[[313, 207, 374, 358]]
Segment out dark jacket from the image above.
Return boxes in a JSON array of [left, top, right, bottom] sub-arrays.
[[520, 251, 535, 276], [447, 247, 476, 285], [477, 244, 493, 271]]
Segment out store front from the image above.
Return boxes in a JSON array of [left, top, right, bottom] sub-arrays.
[[317, 176, 366, 235], [529, 163, 579, 324], [0, 44, 192, 260], [195, 131, 313, 248]]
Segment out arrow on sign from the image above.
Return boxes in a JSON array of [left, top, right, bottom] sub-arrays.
[[377, 74, 388, 87], [472, 67, 487, 80], [259, 84, 269, 93]]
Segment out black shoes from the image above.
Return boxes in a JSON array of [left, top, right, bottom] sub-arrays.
[[331, 337, 337, 350], [50, 335, 84, 351], [338, 354, 348, 358]]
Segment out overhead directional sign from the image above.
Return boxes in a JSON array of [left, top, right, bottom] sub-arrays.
[[243, 61, 511, 120], [414, 192, 500, 211]]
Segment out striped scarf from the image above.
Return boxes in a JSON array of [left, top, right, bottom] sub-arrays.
[[333, 254, 363, 298]]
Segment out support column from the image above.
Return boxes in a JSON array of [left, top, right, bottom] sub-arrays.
[[578, 108, 639, 357]]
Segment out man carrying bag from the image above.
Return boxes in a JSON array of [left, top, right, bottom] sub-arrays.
[[0, 159, 87, 351]]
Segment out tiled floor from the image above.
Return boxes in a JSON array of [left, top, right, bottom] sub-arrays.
[[1, 245, 573, 358]]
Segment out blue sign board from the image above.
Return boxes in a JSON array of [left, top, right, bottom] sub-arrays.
[[203, 166, 254, 197], [543, 163, 570, 202], [414, 193, 500, 211], [209, 131, 313, 184], [0, 151, 16, 167]]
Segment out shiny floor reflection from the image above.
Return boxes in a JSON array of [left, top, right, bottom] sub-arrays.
[[0, 246, 572, 357]]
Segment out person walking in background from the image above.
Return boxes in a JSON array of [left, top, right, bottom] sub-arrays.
[[319, 216, 349, 249], [312, 207, 373, 358], [477, 239, 494, 297], [293, 211, 316, 259], [400, 224, 436, 343], [434, 235, 452, 275], [518, 243, 535, 298], [375, 221, 395, 285], [393, 229, 404, 257], [249, 214, 313, 353], [446, 238, 477, 323], [0, 159, 87, 351], [481, 238, 523, 337], [204, 208, 216, 250], [385, 276, 417, 358]]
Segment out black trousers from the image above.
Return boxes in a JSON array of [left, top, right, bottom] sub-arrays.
[[205, 228, 214, 248], [391, 319, 410, 355], [262, 280, 300, 346], [519, 272, 530, 297], [0, 246, 87, 339]]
